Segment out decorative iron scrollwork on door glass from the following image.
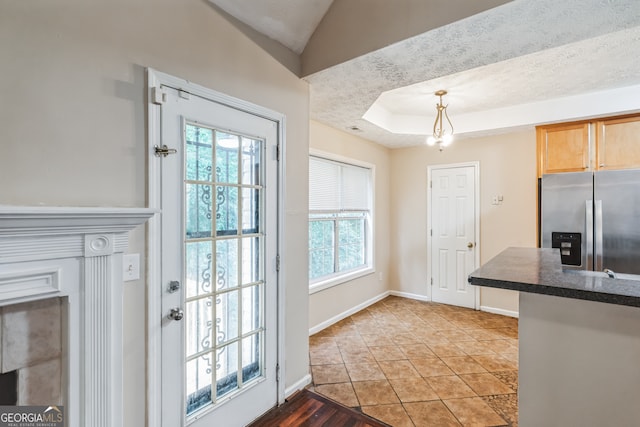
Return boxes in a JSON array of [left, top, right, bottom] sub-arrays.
[[183, 123, 265, 416]]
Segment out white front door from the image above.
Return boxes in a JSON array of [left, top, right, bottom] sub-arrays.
[[429, 164, 478, 308], [159, 86, 279, 426]]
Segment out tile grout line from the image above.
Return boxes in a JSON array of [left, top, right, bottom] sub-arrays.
[[309, 296, 519, 426]]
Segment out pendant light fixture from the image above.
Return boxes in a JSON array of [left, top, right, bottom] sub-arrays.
[[426, 90, 454, 151]]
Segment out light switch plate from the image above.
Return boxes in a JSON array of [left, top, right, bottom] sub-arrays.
[[123, 253, 140, 282]]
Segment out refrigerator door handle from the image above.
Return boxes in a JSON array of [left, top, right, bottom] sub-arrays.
[[586, 200, 593, 271], [594, 200, 603, 271]]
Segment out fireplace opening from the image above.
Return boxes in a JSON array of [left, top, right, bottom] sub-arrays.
[[0, 371, 17, 405], [1, 298, 64, 407]]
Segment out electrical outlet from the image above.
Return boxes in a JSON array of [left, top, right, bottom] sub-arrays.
[[123, 253, 140, 282]]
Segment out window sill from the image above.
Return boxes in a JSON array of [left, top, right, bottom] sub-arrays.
[[309, 267, 375, 295]]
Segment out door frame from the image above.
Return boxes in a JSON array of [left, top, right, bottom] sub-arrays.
[[426, 162, 480, 308], [146, 68, 286, 426]]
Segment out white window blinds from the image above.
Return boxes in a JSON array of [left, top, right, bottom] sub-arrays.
[[309, 156, 371, 211]]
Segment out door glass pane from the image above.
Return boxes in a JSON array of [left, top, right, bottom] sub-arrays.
[[216, 239, 238, 290], [242, 284, 261, 335], [216, 290, 239, 343], [241, 237, 262, 285], [185, 241, 212, 298], [186, 355, 212, 415], [242, 334, 261, 383], [241, 187, 260, 233], [216, 133, 239, 184], [186, 184, 212, 239], [186, 124, 213, 182], [184, 123, 266, 418], [242, 137, 261, 186], [186, 297, 213, 355], [216, 185, 238, 236], [216, 341, 238, 398]]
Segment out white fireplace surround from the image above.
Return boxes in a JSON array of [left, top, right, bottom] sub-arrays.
[[0, 205, 156, 427]]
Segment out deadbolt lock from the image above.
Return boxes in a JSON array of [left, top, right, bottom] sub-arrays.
[[167, 280, 180, 293]]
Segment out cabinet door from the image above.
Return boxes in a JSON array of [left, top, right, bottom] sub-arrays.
[[537, 123, 590, 176], [596, 115, 640, 170]]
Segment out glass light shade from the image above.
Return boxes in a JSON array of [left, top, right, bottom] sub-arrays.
[[426, 90, 454, 150]]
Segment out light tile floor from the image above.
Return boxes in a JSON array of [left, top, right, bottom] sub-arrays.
[[309, 296, 519, 426]]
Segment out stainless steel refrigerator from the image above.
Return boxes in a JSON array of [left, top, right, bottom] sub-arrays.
[[540, 169, 640, 274]]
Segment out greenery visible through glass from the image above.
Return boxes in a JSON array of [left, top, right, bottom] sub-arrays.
[[184, 123, 265, 416], [309, 212, 367, 281]]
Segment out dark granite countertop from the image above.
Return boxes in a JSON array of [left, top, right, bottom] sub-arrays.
[[468, 247, 640, 308]]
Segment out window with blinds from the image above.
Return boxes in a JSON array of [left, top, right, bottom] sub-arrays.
[[309, 155, 373, 288]]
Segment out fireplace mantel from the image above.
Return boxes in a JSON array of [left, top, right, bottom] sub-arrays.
[[0, 205, 156, 427]]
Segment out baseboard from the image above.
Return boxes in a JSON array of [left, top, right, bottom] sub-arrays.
[[307, 290, 518, 335], [308, 291, 391, 335], [388, 290, 430, 302], [284, 374, 312, 400], [480, 305, 519, 318]]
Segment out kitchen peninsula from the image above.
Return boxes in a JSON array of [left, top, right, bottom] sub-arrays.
[[469, 247, 640, 427]]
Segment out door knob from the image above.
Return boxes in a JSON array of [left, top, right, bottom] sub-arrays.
[[168, 307, 184, 321], [467, 242, 474, 249]]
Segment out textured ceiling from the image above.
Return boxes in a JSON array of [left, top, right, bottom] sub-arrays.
[[375, 27, 640, 118], [211, 0, 640, 148]]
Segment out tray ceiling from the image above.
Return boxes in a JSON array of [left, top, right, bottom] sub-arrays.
[[210, 0, 640, 148]]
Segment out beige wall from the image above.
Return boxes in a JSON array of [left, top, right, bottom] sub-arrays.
[[309, 120, 391, 329], [0, 1, 309, 425], [390, 130, 538, 314], [308, 125, 536, 326]]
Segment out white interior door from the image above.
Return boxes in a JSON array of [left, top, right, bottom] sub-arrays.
[[429, 164, 478, 308], [159, 86, 279, 426]]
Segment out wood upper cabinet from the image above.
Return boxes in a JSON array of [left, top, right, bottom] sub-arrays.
[[596, 115, 640, 170], [537, 122, 590, 177], [537, 114, 640, 177]]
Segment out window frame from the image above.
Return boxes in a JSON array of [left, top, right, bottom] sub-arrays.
[[308, 149, 375, 294]]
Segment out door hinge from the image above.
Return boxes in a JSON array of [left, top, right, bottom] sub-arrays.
[[276, 143, 281, 161], [151, 86, 166, 105], [276, 363, 280, 382], [430, 277, 433, 286], [430, 229, 432, 236], [275, 254, 280, 272], [154, 145, 178, 157]]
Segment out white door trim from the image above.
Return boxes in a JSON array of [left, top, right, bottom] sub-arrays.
[[146, 68, 287, 426], [426, 162, 480, 309]]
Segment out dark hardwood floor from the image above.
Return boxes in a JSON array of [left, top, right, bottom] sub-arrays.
[[249, 388, 390, 427]]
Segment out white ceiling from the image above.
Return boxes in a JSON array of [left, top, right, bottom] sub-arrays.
[[209, 0, 334, 54], [209, 0, 640, 148]]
